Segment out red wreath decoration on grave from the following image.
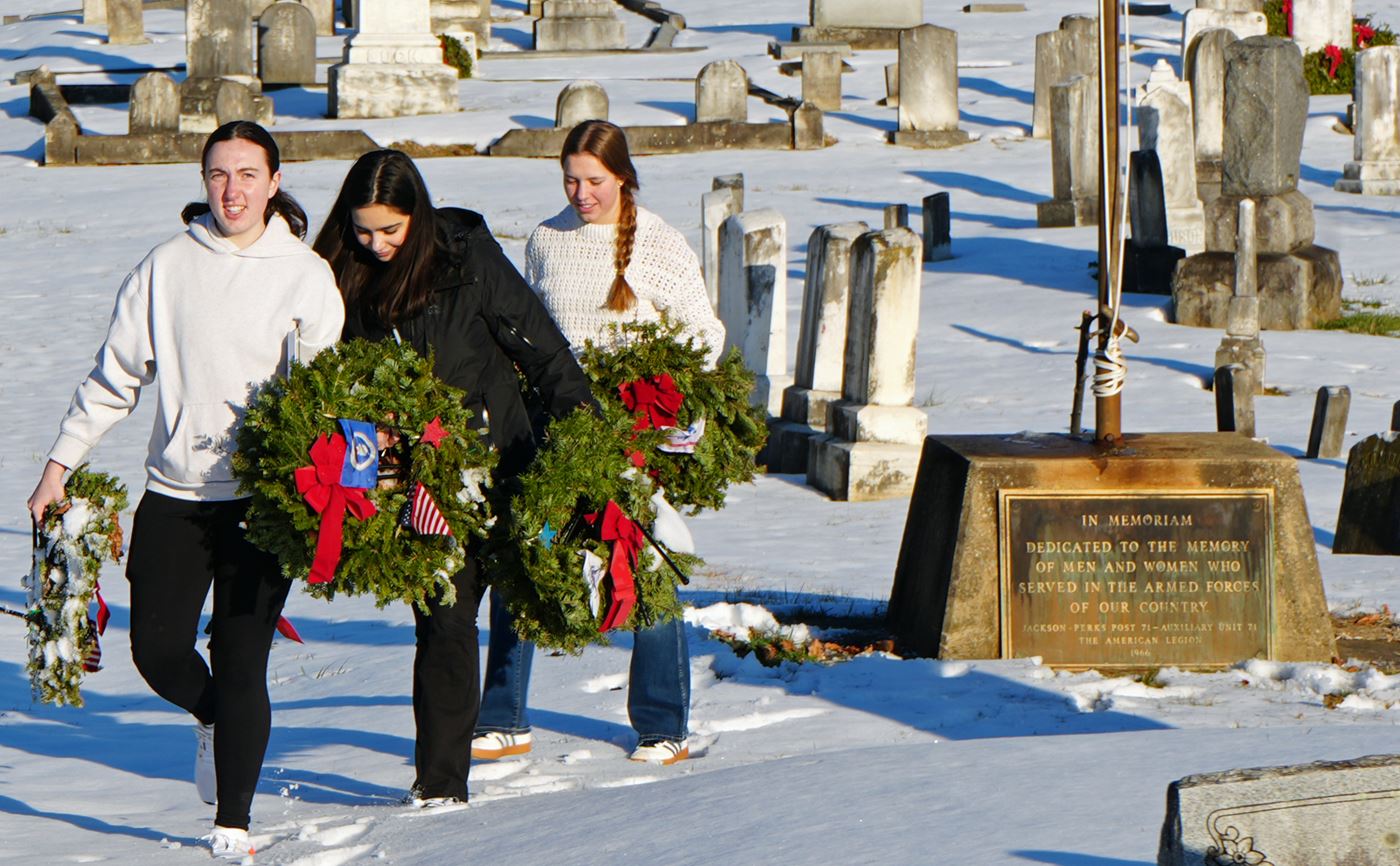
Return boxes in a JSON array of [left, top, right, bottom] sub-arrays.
[[295, 433, 378, 585], [619, 374, 684, 431], [1324, 43, 1344, 79]]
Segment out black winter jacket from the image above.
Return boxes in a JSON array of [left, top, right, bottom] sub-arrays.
[[343, 207, 594, 477]]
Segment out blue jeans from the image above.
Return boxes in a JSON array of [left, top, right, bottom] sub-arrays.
[[478, 588, 690, 742]]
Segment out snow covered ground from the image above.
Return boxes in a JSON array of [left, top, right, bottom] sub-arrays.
[[2, 1, 1400, 863]]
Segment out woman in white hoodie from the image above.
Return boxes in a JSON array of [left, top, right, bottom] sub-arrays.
[[26, 121, 344, 860]]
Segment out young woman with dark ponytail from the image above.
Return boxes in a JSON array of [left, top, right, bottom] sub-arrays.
[[27, 120, 344, 859], [473, 120, 723, 767], [313, 149, 595, 808]]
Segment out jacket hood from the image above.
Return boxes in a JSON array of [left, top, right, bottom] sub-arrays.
[[186, 212, 311, 259]]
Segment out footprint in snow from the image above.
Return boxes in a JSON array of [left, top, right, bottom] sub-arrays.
[[283, 843, 376, 865]]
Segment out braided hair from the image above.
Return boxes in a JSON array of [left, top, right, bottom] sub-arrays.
[[561, 120, 640, 312]]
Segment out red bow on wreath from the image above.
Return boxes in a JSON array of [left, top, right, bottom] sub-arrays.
[[619, 374, 684, 431], [295, 434, 378, 585], [586, 500, 645, 632], [1324, 43, 1344, 79], [82, 584, 111, 672]]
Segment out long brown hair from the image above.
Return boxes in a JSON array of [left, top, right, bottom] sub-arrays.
[[561, 120, 639, 312], [180, 120, 309, 238], [312, 150, 439, 327]]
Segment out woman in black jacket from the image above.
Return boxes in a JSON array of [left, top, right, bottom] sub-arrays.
[[314, 149, 594, 806]]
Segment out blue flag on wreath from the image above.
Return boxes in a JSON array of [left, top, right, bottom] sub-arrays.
[[338, 418, 379, 489]]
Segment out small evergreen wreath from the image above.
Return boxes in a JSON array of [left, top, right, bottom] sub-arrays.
[[24, 465, 128, 707], [579, 319, 767, 513], [234, 338, 497, 611], [487, 408, 695, 653]]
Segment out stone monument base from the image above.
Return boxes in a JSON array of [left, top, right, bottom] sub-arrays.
[[1036, 195, 1098, 227], [1123, 241, 1185, 295], [1171, 246, 1342, 329], [887, 432, 1333, 665], [808, 435, 922, 502], [1335, 160, 1400, 195], [329, 63, 459, 118], [886, 128, 976, 149], [178, 77, 273, 134], [534, 17, 626, 51], [762, 418, 819, 473], [793, 25, 905, 50]]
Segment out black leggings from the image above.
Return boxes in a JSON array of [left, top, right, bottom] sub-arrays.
[[125, 492, 290, 830], [412, 556, 482, 801]]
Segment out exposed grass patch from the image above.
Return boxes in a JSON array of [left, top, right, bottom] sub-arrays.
[[1318, 312, 1400, 336], [386, 140, 479, 158], [1350, 272, 1394, 288], [714, 626, 896, 667]]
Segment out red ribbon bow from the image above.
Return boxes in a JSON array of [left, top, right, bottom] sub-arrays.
[[587, 500, 644, 631], [619, 374, 684, 431], [1282, 0, 1293, 35], [295, 434, 377, 585], [1325, 44, 1344, 79], [1356, 22, 1376, 47]]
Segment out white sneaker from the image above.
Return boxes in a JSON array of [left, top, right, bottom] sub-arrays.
[[629, 738, 689, 765], [206, 825, 254, 860], [413, 795, 467, 810], [195, 722, 216, 806], [470, 730, 532, 760]]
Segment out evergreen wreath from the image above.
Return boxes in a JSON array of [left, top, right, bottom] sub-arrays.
[[23, 465, 128, 707], [579, 319, 767, 513], [487, 408, 695, 653], [1263, 1, 1397, 95], [234, 338, 497, 612]]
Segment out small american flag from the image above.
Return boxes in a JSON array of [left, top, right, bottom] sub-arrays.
[[82, 617, 102, 673], [405, 482, 453, 537]]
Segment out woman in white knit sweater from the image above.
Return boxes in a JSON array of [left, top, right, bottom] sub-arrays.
[[474, 120, 723, 766]]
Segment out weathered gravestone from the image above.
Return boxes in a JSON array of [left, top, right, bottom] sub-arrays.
[[767, 222, 868, 472], [1186, 27, 1239, 201], [431, 0, 491, 45], [82, 0, 105, 25], [1290, 0, 1354, 54], [1037, 74, 1099, 227], [1214, 363, 1256, 436], [922, 192, 952, 262], [302, 0, 335, 36], [258, 2, 317, 86], [329, 0, 459, 118], [1157, 754, 1400, 866], [796, 0, 922, 50], [801, 48, 843, 112], [696, 60, 747, 123], [884, 204, 908, 229], [792, 101, 824, 150], [1306, 385, 1351, 459], [188, 0, 256, 80], [534, 0, 626, 51], [889, 25, 972, 148], [718, 209, 789, 417], [701, 175, 743, 308], [1032, 15, 1097, 139], [215, 79, 257, 125], [1181, 8, 1268, 70], [1123, 150, 1186, 295], [1172, 36, 1343, 330], [1335, 430, 1400, 553], [129, 71, 180, 134], [809, 228, 927, 502], [555, 80, 609, 128], [1139, 64, 1205, 254], [1336, 46, 1400, 195], [1213, 199, 1266, 395], [107, 0, 147, 45]]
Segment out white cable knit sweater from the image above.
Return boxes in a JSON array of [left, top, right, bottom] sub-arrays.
[[525, 205, 725, 366]]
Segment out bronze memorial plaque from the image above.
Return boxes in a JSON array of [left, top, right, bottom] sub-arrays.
[[999, 489, 1274, 668]]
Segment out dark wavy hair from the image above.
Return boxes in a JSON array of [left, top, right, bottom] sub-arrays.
[[561, 120, 640, 312], [312, 149, 440, 328], [180, 120, 308, 238]]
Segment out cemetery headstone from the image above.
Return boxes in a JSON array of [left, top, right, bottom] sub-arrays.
[[1032, 15, 1097, 139], [1290, 0, 1353, 54], [713, 173, 744, 211], [792, 101, 825, 150], [258, 2, 317, 86], [922, 192, 952, 262], [884, 204, 909, 229], [796, 0, 922, 50], [534, 0, 626, 51], [1214, 364, 1256, 437], [1306, 386, 1351, 459], [801, 48, 843, 112], [701, 187, 739, 309], [717, 209, 790, 416], [1181, 8, 1268, 70], [884, 62, 899, 107], [214, 79, 257, 126], [1213, 199, 1266, 393], [1158, 755, 1400, 866], [303, 0, 335, 36], [187, 0, 256, 80], [1173, 36, 1343, 330], [431, 0, 490, 45], [106, 0, 147, 45], [1336, 46, 1400, 195], [129, 71, 180, 134], [1124, 150, 1186, 294], [809, 227, 927, 502], [1334, 430, 1400, 553], [1037, 74, 1099, 227], [329, 0, 459, 118], [1186, 27, 1238, 201], [83, 0, 105, 25], [556, 80, 609, 128], [768, 221, 869, 472], [1139, 67, 1205, 253], [696, 60, 748, 123], [889, 25, 972, 148]]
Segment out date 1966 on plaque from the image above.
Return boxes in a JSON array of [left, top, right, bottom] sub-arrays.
[[998, 489, 1274, 668]]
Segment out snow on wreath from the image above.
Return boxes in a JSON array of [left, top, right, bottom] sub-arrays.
[[233, 338, 497, 612]]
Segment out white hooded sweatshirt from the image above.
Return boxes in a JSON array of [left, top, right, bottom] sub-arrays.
[[48, 212, 345, 501]]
